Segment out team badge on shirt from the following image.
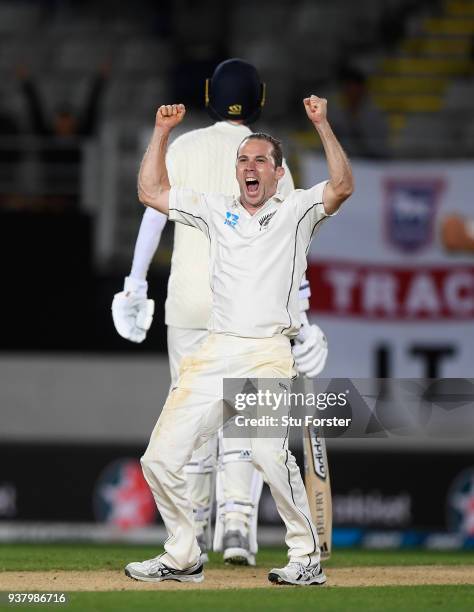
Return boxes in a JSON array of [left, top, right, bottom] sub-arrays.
[[258, 211, 276, 231], [224, 212, 239, 228]]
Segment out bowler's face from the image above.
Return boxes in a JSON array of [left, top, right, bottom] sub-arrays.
[[236, 139, 284, 213]]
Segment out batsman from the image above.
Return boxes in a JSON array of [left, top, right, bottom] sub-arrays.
[[124, 93, 353, 586]]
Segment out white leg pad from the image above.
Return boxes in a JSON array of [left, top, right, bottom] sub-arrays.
[[213, 430, 263, 554], [184, 436, 218, 549]]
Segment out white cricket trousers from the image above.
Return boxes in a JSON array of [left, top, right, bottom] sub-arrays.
[[141, 333, 320, 569], [167, 326, 216, 534], [167, 326, 208, 387], [168, 325, 264, 548]]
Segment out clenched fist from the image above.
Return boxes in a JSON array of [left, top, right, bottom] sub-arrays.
[[303, 95, 327, 125], [155, 104, 186, 131]]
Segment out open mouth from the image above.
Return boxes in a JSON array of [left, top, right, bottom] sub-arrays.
[[245, 177, 260, 195]]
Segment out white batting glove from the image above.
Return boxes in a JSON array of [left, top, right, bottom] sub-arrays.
[[111, 277, 155, 343], [292, 323, 328, 378]]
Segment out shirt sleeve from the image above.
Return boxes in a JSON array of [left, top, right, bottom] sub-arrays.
[[293, 180, 335, 245], [295, 180, 335, 223], [168, 187, 211, 237]]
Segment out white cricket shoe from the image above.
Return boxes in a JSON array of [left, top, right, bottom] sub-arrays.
[[125, 557, 203, 583], [268, 561, 326, 586]]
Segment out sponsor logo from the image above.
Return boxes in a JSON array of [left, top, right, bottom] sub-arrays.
[[258, 211, 276, 230], [224, 211, 239, 228], [309, 430, 327, 479], [333, 491, 412, 526], [447, 467, 474, 535], [239, 449, 252, 459], [384, 178, 444, 253], [93, 458, 156, 529], [228, 104, 242, 115]]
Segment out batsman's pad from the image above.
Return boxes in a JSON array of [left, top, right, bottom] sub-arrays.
[[184, 451, 216, 475], [213, 432, 263, 554], [185, 438, 218, 551]]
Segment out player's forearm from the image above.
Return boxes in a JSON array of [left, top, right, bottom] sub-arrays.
[[316, 120, 353, 206], [137, 126, 171, 215]]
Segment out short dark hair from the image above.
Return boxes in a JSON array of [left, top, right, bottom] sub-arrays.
[[239, 133, 283, 167]]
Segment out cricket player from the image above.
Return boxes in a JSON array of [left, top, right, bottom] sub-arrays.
[[112, 59, 328, 565], [124, 94, 353, 585]]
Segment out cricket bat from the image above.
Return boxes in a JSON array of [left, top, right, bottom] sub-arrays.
[[303, 420, 332, 560]]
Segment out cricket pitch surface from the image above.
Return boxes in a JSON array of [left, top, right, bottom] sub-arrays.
[[1, 566, 473, 591]]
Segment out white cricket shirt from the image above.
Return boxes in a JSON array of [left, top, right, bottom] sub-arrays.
[[164, 121, 294, 329], [168, 181, 331, 338]]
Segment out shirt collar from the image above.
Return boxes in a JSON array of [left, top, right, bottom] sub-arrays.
[[232, 191, 285, 211]]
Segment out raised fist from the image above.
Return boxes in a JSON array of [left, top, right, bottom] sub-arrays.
[[303, 95, 327, 125], [155, 104, 186, 131]]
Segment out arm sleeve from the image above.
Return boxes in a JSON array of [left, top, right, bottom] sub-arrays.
[[129, 207, 168, 281], [278, 157, 295, 197], [168, 187, 211, 237], [127, 141, 179, 282]]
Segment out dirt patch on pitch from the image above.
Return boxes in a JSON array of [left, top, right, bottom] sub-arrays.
[[1, 566, 474, 591]]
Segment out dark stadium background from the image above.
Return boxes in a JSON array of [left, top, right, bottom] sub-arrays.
[[0, 0, 473, 551]]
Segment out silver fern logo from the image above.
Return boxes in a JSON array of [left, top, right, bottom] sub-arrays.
[[258, 211, 276, 230]]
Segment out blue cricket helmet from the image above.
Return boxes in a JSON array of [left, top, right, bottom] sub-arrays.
[[205, 58, 265, 124]]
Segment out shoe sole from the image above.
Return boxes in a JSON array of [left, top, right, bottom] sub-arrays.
[[268, 571, 326, 586], [223, 548, 256, 567], [124, 568, 204, 583]]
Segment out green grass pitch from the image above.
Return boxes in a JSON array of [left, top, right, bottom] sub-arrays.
[[1, 545, 473, 611]]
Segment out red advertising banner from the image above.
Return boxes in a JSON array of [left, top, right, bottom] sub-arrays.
[[308, 261, 474, 320]]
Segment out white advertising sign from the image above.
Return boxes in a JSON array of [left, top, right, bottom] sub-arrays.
[[301, 157, 474, 378]]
